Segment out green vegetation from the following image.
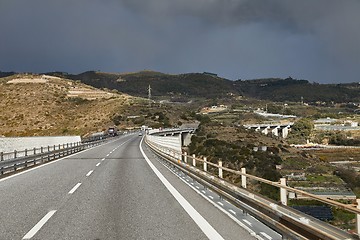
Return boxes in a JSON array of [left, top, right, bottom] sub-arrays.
[[334, 168, 360, 196], [287, 118, 314, 144], [188, 122, 282, 200]]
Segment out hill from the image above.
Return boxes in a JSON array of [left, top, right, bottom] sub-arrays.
[[234, 78, 360, 103], [0, 74, 137, 137], [0, 71, 16, 78], [47, 71, 360, 103], [48, 71, 237, 99]]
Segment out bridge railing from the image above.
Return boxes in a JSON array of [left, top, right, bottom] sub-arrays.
[[145, 135, 360, 240], [0, 139, 107, 176], [0, 142, 82, 161]]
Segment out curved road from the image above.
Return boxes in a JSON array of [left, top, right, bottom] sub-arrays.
[[0, 134, 278, 240]]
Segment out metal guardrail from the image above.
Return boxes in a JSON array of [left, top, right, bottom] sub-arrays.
[[145, 137, 359, 240], [0, 142, 82, 161], [0, 139, 106, 176]]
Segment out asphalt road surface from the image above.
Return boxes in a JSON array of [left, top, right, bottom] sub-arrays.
[[0, 134, 280, 240]]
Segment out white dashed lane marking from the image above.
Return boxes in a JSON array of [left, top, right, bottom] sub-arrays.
[[228, 209, 237, 215], [22, 210, 57, 239], [68, 183, 82, 194], [86, 170, 94, 177], [96, 162, 101, 167], [243, 219, 252, 226]]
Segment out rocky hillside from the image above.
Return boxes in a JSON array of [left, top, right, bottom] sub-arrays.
[[0, 74, 137, 137]]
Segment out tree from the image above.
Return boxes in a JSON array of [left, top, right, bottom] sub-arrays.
[[287, 118, 313, 144]]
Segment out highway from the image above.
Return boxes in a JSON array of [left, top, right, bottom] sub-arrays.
[[0, 134, 280, 240]]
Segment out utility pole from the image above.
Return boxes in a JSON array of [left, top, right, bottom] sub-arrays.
[[148, 84, 152, 107], [301, 96, 304, 105]]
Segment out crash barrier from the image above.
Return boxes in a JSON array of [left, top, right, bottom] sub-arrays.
[[145, 137, 359, 240], [0, 140, 105, 176]]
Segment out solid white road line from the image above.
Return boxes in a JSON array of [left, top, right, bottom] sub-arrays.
[[139, 138, 224, 240], [68, 183, 82, 194], [96, 162, 101, 167], [22, 210, 57, 239], [228, 209, 237, 215], [86, 170, 94, 177]]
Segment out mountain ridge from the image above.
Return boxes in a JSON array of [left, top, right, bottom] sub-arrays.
[[2, 70, 360, 103]]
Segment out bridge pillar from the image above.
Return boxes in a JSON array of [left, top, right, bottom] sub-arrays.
[[261, 126, 270, 135], [241, 168, 247, 188], [192, 154, 196, 167], [280, 178, 287, 206], [184, 152, 187, 163], [219, 160, 223, 178], [271, 126, 280, 137], [182, 132, 193, 146], [281, 126, 290, 138], [203, 157, 207, 171], [357, 199, 360, 236]]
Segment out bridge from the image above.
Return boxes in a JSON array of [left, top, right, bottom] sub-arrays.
[[0, 129, 359, 239], [243, 122, 294, 138]]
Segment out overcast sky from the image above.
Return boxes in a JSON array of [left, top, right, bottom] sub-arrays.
[[1, 0, 359, 83]]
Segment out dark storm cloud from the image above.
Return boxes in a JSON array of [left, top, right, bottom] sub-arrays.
[[0, 0, 359, 83]]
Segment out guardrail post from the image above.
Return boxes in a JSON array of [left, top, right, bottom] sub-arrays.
[[14, 150, 17, 158], [203, 157, 207, 171], [41, 147, 43, 153], [33, 147, 36, 155], [58, 144, 61, 150], [218, 160, 223, 178], [357, 199, 360, 236], [0, 152, 3, 161], [192, 154, 196, 167], [25, 149, 28, 156], [241, 168, 247, 188], [48, 146, 50, 152], [184, 152, 187, 163], [280, 178, 287, 206]]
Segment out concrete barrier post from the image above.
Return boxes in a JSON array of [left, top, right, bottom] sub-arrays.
[[192, 154, 196, 167], [184, 152, 187, 163], [357, 199, 360, 236], [241, 168, 247, 188], [280, 178, 287, 206], [219, 160, 223, 178], [203, 157, 207, 171]]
